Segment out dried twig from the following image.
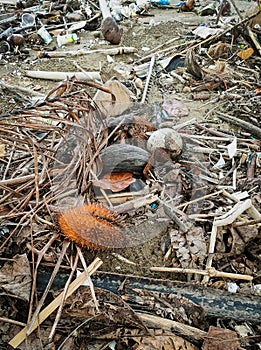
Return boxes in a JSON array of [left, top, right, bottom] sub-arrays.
[[0, 317, 26, 327], [176, 190, 223, 209], [76, 246, 99, 312], [216, 111, 261, 139], [26, 239, 71, 335], [48, 250, 80, 340], [136, 313, 207, 342], [150, 266, 253, 281]]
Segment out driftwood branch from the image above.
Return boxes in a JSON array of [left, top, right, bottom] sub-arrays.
[[137, 313, 207, 342], [25, 70, 102, 81], [0, 80, 45, 97], [37, 269, 261, 324], [38, 47, 138, 59]]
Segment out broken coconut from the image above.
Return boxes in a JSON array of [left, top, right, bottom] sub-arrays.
[[100, 143, 150, 175], [147, 128, 183, 157]]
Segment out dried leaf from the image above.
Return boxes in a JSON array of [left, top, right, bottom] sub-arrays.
[[134, 333, 198, 350], [237, 47, 254, 60], [208, 41, 230, 59], [203, 326, 241, 350], [0, 254, 31, 302], [93, 172, 136, 192], [62, 287, 145, 331]]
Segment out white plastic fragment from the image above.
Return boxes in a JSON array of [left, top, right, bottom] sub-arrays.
[[213, 153, 225, 169], [77, 270, 90, 286], [227, 137, 237, 158], [227, 282, 238, 293]]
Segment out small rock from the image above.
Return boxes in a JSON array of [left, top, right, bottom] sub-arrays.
[[183, 86, 191, 93], [101, 17, 123, 45], [162, 98, 189, 118]]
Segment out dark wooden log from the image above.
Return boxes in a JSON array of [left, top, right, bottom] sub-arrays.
[[37, 268, 261, 324], [92, 272, 261, 324]]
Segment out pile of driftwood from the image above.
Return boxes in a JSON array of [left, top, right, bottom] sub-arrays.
[[0, 75, 260, 349], [0, 0, 261, 349]]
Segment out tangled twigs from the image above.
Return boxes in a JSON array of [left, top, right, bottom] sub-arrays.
[[216, 111, 261, 139], [27, 239, 71, 335], [48, 249, 80, 340], [26, 233, 59, 329], [9, 258, 103, 349], [0, 78, 128, 346], [0, 79, 110, 227]]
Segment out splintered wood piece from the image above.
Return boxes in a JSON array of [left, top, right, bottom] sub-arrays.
[[213, 199, 252, 227], [137, 313, 206, 342]]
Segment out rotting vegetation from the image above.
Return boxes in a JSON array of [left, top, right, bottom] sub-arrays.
[[0, 0, 261, 349]]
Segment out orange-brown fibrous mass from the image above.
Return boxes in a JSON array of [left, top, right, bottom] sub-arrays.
[[58, 204, 123, 250]]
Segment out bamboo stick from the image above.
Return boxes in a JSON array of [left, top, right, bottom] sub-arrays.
[[38, 47, 138, 58], [150, 266, 253, 281]]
